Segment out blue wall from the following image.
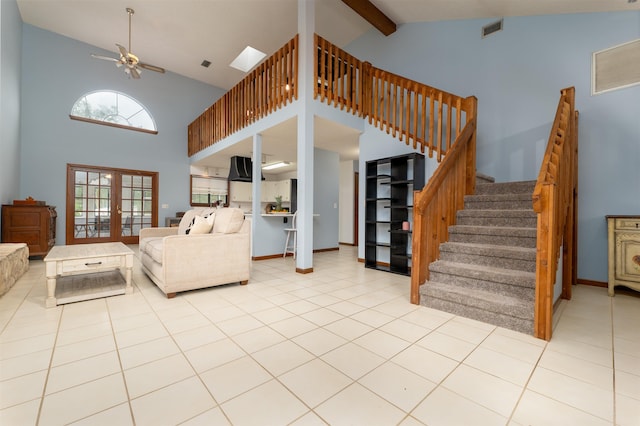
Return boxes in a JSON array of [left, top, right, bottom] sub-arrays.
[[347, 12, 640, 282], [0, 0, 23, 207], [20, 25, 224, 244]]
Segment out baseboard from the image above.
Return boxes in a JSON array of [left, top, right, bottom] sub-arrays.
[[296, 267, 313, 274], [339, 242, 357, 246], [357, 257, 365, 263], [252, 247, 339, 261], [577, 278, 607, 288]]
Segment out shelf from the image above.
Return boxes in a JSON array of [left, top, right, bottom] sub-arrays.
[[365, 152, 425, 277]]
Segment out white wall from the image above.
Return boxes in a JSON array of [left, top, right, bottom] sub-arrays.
[[348, 12, 640, 281]]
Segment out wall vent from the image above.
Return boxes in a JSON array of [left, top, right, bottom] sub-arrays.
[[592, 38, 640, 95], [482, 19, 503, 38]]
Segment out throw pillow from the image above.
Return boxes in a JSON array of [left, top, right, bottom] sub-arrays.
[[189, 215, 213, 235]]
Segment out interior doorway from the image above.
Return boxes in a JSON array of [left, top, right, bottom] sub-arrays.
[[66, 164, 158, 245]]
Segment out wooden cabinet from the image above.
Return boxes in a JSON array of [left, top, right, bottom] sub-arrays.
[[2, 204, 57, 257], [365, 153, 425, 275], [607, 215, 640, 296]]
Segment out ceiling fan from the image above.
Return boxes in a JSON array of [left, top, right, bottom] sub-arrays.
[[91, 7, 165, 79]]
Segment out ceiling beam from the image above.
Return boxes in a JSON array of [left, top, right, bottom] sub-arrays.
[[341, 0, 397, 36]]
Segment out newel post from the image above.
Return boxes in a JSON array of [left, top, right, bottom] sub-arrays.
[[463, 96, 478, 195]]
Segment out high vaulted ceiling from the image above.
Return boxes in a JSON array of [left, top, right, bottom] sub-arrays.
[[17, 0, 639, 90]]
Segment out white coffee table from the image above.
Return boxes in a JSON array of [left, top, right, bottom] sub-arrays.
[[44, 242, 134, 307]]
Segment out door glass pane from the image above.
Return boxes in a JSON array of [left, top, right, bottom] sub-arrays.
[[73, 170, 112, 239], [121, 173, 152, 237]]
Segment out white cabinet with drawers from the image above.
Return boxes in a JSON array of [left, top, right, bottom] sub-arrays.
[[607, 215, 640, 296]]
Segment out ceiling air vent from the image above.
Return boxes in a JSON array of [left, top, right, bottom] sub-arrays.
[[482, 19, 503, 38]]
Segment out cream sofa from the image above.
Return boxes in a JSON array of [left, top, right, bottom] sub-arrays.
[[139, 207, 251, 298]]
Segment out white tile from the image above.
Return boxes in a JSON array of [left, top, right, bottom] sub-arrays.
[[401, 307, 453, 329], [0, 370, 47, 410], [289, 411, 328, 425], [118, 336, 180, 370], [511, 390, 610, 426], [293, 328, 347, 356], [172, 323, 226, 352], [46, 351, 121, 394], [350, 309, 395, 328], [130, 377, 215, 426], [200, 356, 271, 403], [250, 306, 295, 324], [464, 347, 536, 386], [0, 399, 40, 426], [52, 334, 116, 366], [323, 317, 373, 340], [615, 392, 640, 426], [615, 370, 640, 400], [279, 358, 352, 408], [436, 319, 492, 345], [315, 383, 406, 426], [184, 338, 246, 373], [251, 340, 315, 377], [231, 326, 286, 353], [38, 373, 128, 426], [180, 407, 230, 426], [221, 380, 308, 426], [412, 386, 507, 426], [379, 318, 432, 343], [527, 367, 613, 421], [538, 348, 613, 391], [0, 348, 51, 381], [215, 315, 264, 336], [114, 323, 168, 349], [482, 331, 546, 364], [0, 333, 57, 360], [301, 307, 344, 326], [110, 311, 158, 334], [325, 300, 367, 316], [359, 361, 437, 412], [392, 345, 459, 383], [416, 331, 476, 362], [615, 351, 640, 377], [55, 321, 112, 346], [354, 329, 411, 359], [269, 316, 317, 338], [69, 402, 133, 426], [123, 353, 195, 398], [615, 336, 640, 358], [321, 342, 385, 380], [161, 312, 211, 335], [442, 364, 522, 417]]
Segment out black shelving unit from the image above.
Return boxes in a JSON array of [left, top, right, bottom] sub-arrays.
[[365, 153, 425, 275]]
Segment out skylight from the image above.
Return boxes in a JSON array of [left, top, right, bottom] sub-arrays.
[[230, 46, 266, 73]]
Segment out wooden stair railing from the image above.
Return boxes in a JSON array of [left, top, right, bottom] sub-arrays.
[[410, 100, 478, 305], [532, 87, 578, 341]]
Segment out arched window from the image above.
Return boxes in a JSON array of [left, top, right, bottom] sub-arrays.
[[70, 90, 157, 134]]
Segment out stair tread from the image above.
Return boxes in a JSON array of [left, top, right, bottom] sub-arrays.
[[441, 242, 536, 256], [450, 225, 537, 234], [431, 260, 536, 279], [457, 209, 536, 217], [425, 280, 532, 308]]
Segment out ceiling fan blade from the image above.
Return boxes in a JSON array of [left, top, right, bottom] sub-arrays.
[[91, 53, 119, 62], [129, 67, 141, 79], [139, 62, 165, 74], [116, 43, 128, 58]]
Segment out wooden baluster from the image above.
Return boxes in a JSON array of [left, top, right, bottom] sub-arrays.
[[436, 92, 443, 162], [413, 84, 419, 150], [429, 93, 435, 158]]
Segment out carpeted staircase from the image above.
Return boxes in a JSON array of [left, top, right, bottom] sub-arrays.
[[420, 177, 538, 334]]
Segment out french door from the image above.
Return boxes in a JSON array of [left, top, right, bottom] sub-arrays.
[[66, 164, 158, 245]]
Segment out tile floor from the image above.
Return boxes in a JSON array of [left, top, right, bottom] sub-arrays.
[[0, 246, 638, 425]]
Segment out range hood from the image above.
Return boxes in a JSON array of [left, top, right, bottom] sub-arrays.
[[228, 156, 264, 182]]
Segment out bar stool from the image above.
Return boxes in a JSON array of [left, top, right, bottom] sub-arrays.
[[283, 211, 298, 259]]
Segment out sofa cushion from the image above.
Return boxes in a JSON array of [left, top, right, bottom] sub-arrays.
[[178, 208, 216, 235], [145, 238, 165, 264], [213, 208, 245, 234], [189, 214, 214, 235]]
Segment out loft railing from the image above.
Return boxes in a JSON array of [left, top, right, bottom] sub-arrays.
[[409, 99, 478, 305], [189, 34, 472, 163], [187, 35, 298, 156], [532, 87, 578, 341]]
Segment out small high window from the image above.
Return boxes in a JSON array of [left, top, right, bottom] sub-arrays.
[[70, 90, 158, 134]]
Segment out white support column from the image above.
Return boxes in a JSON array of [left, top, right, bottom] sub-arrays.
[[296, 0, 315, 272], [251, 133, 263, 258]]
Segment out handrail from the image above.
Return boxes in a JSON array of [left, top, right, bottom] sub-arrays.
[[187, 35, 298, 156], [410, 105, 477, 304], [531, 87, 578, 341]]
